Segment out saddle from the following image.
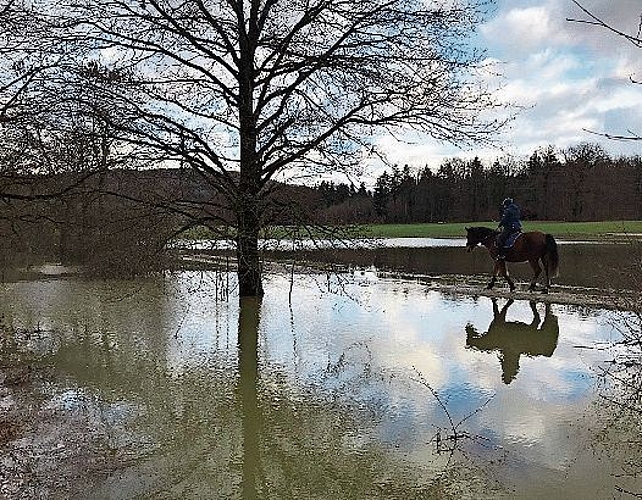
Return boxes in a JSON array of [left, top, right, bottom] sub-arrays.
[[499, 231, 522, 250]]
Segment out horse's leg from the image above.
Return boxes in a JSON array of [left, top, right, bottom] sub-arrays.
[[486, 261, 499, 289], [499, 298, 514, 319], [528, 301, 541, 327], [541, 255, 550, 293], [528, 259, 541, 291], [499, 261, 516, 292]]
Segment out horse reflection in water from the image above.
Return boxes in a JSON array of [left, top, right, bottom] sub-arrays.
[[465, 299, 559, 384]]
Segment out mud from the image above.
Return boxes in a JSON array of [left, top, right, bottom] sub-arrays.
[[329, 261, 639, 312], [0, 340, 120, 499], [419, 274, 639, 311]]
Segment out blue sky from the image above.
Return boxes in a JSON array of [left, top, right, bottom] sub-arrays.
[[372, 0, 642, 175]]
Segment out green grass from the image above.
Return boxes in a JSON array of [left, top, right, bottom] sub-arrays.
[[178, 221, 642, 241], [362, 221, 642, 240]]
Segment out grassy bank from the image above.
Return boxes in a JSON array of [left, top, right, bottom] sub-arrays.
[[362, 221, 642, 239]]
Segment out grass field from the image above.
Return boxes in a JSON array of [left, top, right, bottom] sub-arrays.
[[362, 221, 642, 239], [180, 221, 642, 241]]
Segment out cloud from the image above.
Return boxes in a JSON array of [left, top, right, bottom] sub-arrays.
[[481, 5, 566, 57], [485, 0, 642, 55], [348, 1, 642, 180], [471, 1, 642, 159]]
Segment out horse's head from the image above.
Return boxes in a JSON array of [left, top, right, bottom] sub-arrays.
[[465, 226, 496, 252], [465, 227, 482, 252]]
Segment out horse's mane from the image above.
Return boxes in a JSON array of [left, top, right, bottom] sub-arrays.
[[469, 226, 497, 237]]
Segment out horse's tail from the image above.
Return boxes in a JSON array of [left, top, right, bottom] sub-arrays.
[[545, 234, 559, 278]]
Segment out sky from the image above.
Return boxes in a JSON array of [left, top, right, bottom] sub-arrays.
[[370, 0, 642, 178]]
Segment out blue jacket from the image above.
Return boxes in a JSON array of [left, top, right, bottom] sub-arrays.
[[500, 203, 522, 231]]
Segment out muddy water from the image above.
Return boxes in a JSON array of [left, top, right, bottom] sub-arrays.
[[0, 269, 639, 499], [267, 239, 642, 290]]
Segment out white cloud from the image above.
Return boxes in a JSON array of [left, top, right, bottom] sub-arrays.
[[481, 5, 565, 56], [335, 1, 642, 181], [474, 1, 642, 159]]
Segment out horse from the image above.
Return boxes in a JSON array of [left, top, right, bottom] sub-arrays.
[[465, 226, 559, 293]]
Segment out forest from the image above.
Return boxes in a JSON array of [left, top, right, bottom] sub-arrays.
[[313, 143, 642, 224]]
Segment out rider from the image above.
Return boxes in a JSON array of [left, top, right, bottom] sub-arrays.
[[496, 198, 522, 260]]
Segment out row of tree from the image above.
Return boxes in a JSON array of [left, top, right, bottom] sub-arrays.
[[313, 144, 642, 224], [2, 141, 642, 272]]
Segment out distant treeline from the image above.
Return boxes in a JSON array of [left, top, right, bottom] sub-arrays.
[[311, 144, 642, 224]]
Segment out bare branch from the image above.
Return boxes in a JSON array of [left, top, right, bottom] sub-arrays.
[[583, 128, 642, 142], [568, 1, 642, 48]]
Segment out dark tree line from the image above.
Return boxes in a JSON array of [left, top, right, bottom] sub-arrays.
[[1, 141, 640, 275], [316, 143, 642, 224]]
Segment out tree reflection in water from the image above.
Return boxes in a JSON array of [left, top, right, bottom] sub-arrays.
[[0, 281, 508, 499], [238, 297, 261, 500], [233, 296, 504, 499], [594, 285, 642, 497], [465, 299, 559, 384]]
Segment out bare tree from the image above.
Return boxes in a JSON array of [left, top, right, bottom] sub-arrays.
[[31, 0, 506, 296], [0, 0, 26, 122]]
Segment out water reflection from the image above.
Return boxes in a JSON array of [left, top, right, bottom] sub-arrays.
[[238, 297, 260, 500], [0, 271, 631, 498], [233, 294, 464, 498], [465, 299, 559, 384]]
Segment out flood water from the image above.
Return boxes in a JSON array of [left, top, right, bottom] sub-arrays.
[[182, 236, 642, 289], [265, 238, 642, 290], [0, 263, 640, 498]]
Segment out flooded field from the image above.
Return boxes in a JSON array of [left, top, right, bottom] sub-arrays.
[[0, 257, 641, 498], [265, 238, 642, 290]]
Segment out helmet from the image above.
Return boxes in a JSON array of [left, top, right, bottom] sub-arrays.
[[502, 197, 513, 208]]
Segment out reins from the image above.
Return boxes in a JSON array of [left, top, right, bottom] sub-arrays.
[[480, 231, 498, 248]]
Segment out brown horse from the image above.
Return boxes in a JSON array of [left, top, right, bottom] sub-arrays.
[[465, 226, 559, 293]]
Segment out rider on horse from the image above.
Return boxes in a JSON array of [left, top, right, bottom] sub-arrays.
[[497, 198, 522, 260]]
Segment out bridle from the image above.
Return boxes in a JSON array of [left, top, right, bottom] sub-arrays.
[[481, 232, 497, 247], [475, 230, 497, 248]]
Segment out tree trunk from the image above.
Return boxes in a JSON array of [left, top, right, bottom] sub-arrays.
[[237, 201, 263, 297], [236, 87, 264, 296], [237, 19, 263, 297], [236, 93, 263, 294]]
